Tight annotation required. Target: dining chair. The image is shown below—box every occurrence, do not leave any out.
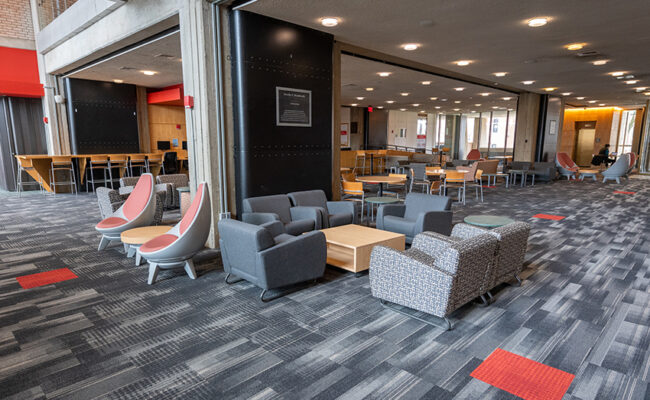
[147,153,164,175]
[441,170,467,204]
[342,180,365,222]
[108,154,129,187]
[384,173,408,199]
[409,164,429,193]
[86,155,111,192]
[353,151,366,175]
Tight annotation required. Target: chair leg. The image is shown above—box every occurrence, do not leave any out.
[147,263,160,285]
[184,259,197,280]
[514,274,522,286]
[123,243,129,253]
[126,246,136,258]
[135,252,142,266]
[379,299,453,330]
[225,273,243,284]
[98,236,110,251]
[479,294,490,307]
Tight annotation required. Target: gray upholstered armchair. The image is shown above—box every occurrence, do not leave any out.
[602,154,630,183]
[288,189,355,228]
[450,222,530,295]
[376,193,452,244]
[218,219,327,301]
[242,194,317,235]
[530,162,557,182]
[369,230,498,329]
[156,174,189,208]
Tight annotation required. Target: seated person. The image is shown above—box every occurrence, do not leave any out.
[592,144,613,166]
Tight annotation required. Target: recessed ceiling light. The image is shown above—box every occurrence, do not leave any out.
[420,110,425,113]
[588,100,597,103]
[365,87,374,91]
[561,92,572,96]
[351,103,358,106]
[378,72,391,77]
[455,60,471,66]
[470,110,476,113]
[493,72,508,77]
[402,43,419,51]
[479,92,491,96]
[453,108,460,111]
[634,87,648,92]
[492,106,499,109]
[320,17,339,27]
[527,17,548,27]
[113,79,123,84]
[543,87,557,91]
[474,103,482,106]
[565,43,586,51]
[502,97,512,100]
[141,70,157,75]
[400,92,409,96]
[377,106,384,109]
[610,71,625,76]
[521,80,535,85]
[386,100,395,104]
[644,92,650,96]
[399,108,407,111]
[454,87,465,91]
[412,103,420,107]
[435,106,441,109]
[441,98,447,101]
[454,100,461,104]
[356,97,364,100]
[576,97,585,100]
[429,97,438,100]
[624,80,638,85]
[421,81,432,85]
[599,103,606,106]
[592,60,609,66]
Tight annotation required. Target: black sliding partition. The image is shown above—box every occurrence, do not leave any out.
[230,10,333,216]
[64,78,139,154]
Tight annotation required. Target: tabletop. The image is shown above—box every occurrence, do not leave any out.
[120,226,172,245]
[464,215,514,228]
[364,196,401,204]
[356,175,406,184]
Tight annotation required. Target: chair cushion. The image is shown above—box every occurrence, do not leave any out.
[382,216,415,237]
[122,175,153,220]
[140,234,179,253]
[284,219,315,235]
[273,233,295,245]
[329,213,353,227]
[180,184,204,235]
[96,216,128,229]
[404,193,451,220]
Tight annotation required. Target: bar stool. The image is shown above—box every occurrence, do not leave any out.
[129,154,147,177]
[86,155,112,192]
[50,156,77,195]
[108,154,129,187]
[15,157,43,197]
[353,151,366,175]
[147,153,164,175]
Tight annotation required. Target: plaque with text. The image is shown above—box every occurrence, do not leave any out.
[276,87,312,127]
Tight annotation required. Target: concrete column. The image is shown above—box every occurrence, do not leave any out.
[514,92,541,162]
[178,0,222,247]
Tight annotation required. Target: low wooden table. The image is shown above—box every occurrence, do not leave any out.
[579,169,599,181]
[321,224,405,275]
[121,225,172,266]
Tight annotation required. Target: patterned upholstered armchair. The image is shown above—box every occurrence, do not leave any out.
[369,230,498,330]
[156,174,189,208]
[120,176,172,208]
[451,222,531,295]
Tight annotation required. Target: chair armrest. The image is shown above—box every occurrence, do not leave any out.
[260,220,286,237]
[110,201,125,213]
[118,186,134,196]
[257,231,327,288]
[376,204,405,230]
[242,212,280,225]
[326,201,355,217]
[289,206,322,228]
[415,211,453,236]
[451,223,488,240]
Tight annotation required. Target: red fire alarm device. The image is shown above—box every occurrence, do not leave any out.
[184,95,194,109]
[176,124,181,129]
[367,106,373,112]
[43,117,48,124]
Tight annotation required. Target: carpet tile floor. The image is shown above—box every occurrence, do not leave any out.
[0,178,648,399]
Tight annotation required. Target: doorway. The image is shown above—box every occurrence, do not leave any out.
[576,128,596,166]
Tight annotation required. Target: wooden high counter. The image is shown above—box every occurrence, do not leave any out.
[340,150,414,174]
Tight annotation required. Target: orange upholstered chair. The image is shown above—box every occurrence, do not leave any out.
[466,149,482,160]
[555,152,579,179]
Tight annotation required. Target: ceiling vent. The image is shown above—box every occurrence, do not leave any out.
[575,50,601,58]
[155,54,177,60]
[343,83,358,88]
[119,66,137,70]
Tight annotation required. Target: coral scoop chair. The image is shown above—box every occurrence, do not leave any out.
[95,173,156,250]
[466,149,481,161]
[555,152,579,179]
[138,182,211,284]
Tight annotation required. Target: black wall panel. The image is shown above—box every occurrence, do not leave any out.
[230,11,333,215]
[64,78,139,154]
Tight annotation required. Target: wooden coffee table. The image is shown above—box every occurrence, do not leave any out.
[320,224,405,275]
[121,225,172,266]
[579,169,599,181]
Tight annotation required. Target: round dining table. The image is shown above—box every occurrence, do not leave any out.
[356,175,406,197]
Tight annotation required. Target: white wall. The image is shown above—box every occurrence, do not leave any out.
[388,110,438,149]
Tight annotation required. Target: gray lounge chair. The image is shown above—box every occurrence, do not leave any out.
[242,194,317,235]
[218,219,327,301]
[376,193,452,244]
[602,154,630,183]
[288,189,355,228]
[529,162,557,183]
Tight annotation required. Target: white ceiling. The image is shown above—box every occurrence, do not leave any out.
[242,0,650,107]
[341,54,518,114]
[68,31,183,88]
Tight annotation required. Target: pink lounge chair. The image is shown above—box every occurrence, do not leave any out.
[95,173,157,250]
[138,182,211,284]
[466,149,481,161]
[626,152,637,176]
[555,152,579,179]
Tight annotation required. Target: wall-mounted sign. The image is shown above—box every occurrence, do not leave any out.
[276,87,312,127]
[549,120,557,135]
[341,123,349,146]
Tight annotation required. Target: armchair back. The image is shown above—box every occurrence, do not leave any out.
[243,194,292,223]
[403,193,451,220]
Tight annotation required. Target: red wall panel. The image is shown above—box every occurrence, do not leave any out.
[0,47,43,98]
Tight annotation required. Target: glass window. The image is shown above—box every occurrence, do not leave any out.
[479,112,490,153]
[490,111,508,156]
[616,110,636,155]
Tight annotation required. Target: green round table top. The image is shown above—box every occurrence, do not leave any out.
[464,215,514,227]
[177,186,190,193]
[365,196,401,204]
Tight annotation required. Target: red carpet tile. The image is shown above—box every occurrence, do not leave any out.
[613,190,635,195]
[533,214,566,221]
[482,185,497,189]
[16,268,78,289]
[471,348,575,400]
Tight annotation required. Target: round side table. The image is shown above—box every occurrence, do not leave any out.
[464,215,514,228]
[364,196,400,224]
[121,225,172,266]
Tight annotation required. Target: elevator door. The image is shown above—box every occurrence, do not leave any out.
[576,129,596,166]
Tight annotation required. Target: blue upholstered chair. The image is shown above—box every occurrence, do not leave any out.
[218,219,327,301]
[602,154,630,183]
[288,189,355,228]
[376,193,452,244]
[242,194,317,235]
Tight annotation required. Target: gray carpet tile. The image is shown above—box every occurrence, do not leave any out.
[0,178,648,399]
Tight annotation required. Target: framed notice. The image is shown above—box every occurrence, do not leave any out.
[340,123,349,146]
[276,87,312,127]
[549,120,557,135]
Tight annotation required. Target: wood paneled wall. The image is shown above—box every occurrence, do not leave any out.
[148,104,187,153]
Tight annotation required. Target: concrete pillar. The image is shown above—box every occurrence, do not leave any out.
[514,92,541,162]
[178,0,223,247]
